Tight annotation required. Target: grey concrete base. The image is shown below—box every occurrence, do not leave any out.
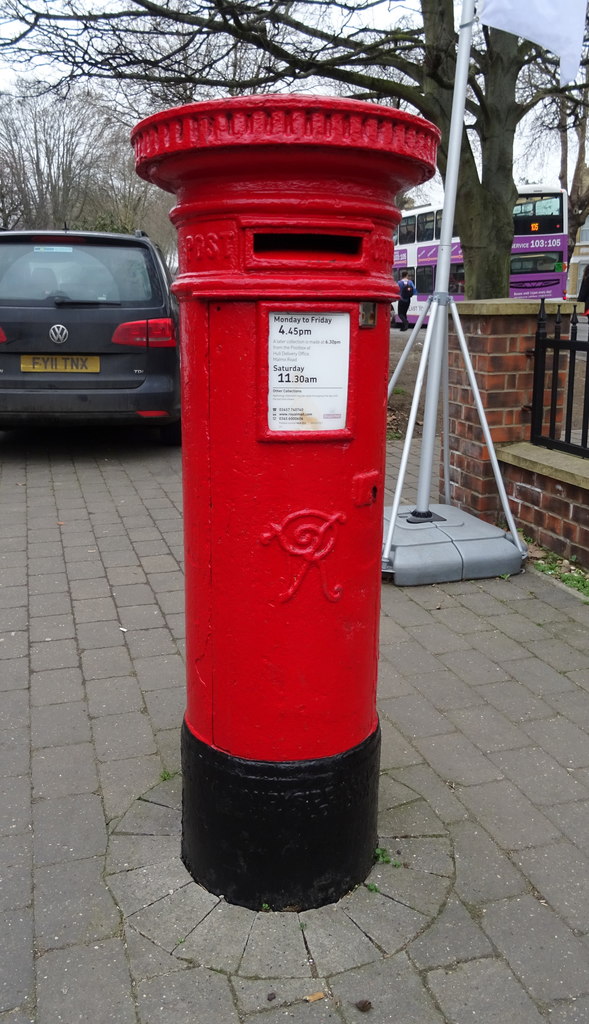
[106,775,454,985]
[382,504,526,586]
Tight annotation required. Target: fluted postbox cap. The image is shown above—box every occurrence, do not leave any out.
[132,94,440,194]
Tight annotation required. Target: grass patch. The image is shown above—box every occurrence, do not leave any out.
[533,553,589,598]
[524,534,589,599]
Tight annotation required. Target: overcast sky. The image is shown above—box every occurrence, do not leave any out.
[0,0,565,204]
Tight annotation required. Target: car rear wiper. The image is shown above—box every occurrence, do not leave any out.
[53,295,122,306]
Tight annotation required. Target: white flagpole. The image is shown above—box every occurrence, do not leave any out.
[412,0,476,514]
[383,0,527,568]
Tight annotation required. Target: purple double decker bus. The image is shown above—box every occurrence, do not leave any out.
[393,185,568,323]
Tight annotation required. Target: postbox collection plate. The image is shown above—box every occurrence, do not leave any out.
[267,310,350,433]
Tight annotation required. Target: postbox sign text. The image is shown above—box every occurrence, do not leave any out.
[268,311,350,432]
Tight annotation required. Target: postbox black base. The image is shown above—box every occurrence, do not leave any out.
[181,721,381,912]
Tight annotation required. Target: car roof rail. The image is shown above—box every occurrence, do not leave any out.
[134,229,148,237]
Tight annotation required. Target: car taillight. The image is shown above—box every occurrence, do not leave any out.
[147,318,176,347]
[111,319,176,348]
[0,327,7,343]
[112,321,148,347]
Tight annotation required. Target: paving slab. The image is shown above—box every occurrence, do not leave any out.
[514,840,589,933]
[447,704,529,752]
[5,431,589,1022]
[0,908,34,1014]
[31,700,91,749]
[407,895,493,968]
[36,939,136,1024]
[408,666,485,710]
[450,820,526,905]
[476,679,555,722]
[379,693,451,738]
[0,834,32,913]
[33,792,107,865]
[481,894,589,1003]
[238,911,313,978]
[456,778,561,849]
[0,774,30,836]
[414,732,504,786]
[489,746,589,804]
[128,882,220,953]
[0,727,29,777]
[232,977,329,1017]
[377,797,449,837]
[99,754,164,822]
[547,997,589,1023]
[331,953,444,1024]
[125,927,190,984]
[523,716,589,769]
[240,998,343,1023]
[136,966,239,1024]
[108,857,194,916]
[29,667,84,706]
[35,856,120,951]
[543,798,589,848]
[178,900,255,972]
[341,886,428,954]
[391,763,469,823]
[427,958,544,1023]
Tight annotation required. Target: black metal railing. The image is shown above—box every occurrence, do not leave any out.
[531,299,589,458]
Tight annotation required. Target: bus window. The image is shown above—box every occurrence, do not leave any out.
[416,266,434,294]
[417,211,435,242]
[434,209,459,240]
[513,193,563,235]
[510,252,563,275]
[398,216,416,245]
[394,266,415,282]
[449,264,465,294]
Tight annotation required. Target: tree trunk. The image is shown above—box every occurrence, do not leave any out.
[558,95,568,191]
[567,79,589,263]
[420,9,521,298]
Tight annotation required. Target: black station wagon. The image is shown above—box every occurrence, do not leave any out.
[0,230,181,443]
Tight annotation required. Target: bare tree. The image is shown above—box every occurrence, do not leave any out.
[568,120,589,262]
[553,74,589,262]
[515,57,589,265]
[0,87,176,260]
[0,149,22,230]
[87,136,177,259]
[0,88,111,228]
[1,0,586,296]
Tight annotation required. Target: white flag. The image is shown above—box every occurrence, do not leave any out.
[478,0,587,85]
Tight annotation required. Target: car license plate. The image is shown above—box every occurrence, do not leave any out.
[20,355,100,373]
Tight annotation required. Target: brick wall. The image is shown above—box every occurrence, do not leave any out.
[443,299,589,569]
[498,450,589,568]
[444,301,539,516]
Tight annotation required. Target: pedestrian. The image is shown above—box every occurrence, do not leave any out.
[396,271,415,330]
[577,265,589,314]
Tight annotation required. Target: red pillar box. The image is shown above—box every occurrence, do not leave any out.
[132,96,438,911]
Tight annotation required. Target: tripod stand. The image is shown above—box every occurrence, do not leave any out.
[381,291,527,581]
[381,0,527,584]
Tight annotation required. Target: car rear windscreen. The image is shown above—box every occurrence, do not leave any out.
[0,240,163,307]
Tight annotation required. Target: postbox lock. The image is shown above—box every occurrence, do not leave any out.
[359,302,377,328]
